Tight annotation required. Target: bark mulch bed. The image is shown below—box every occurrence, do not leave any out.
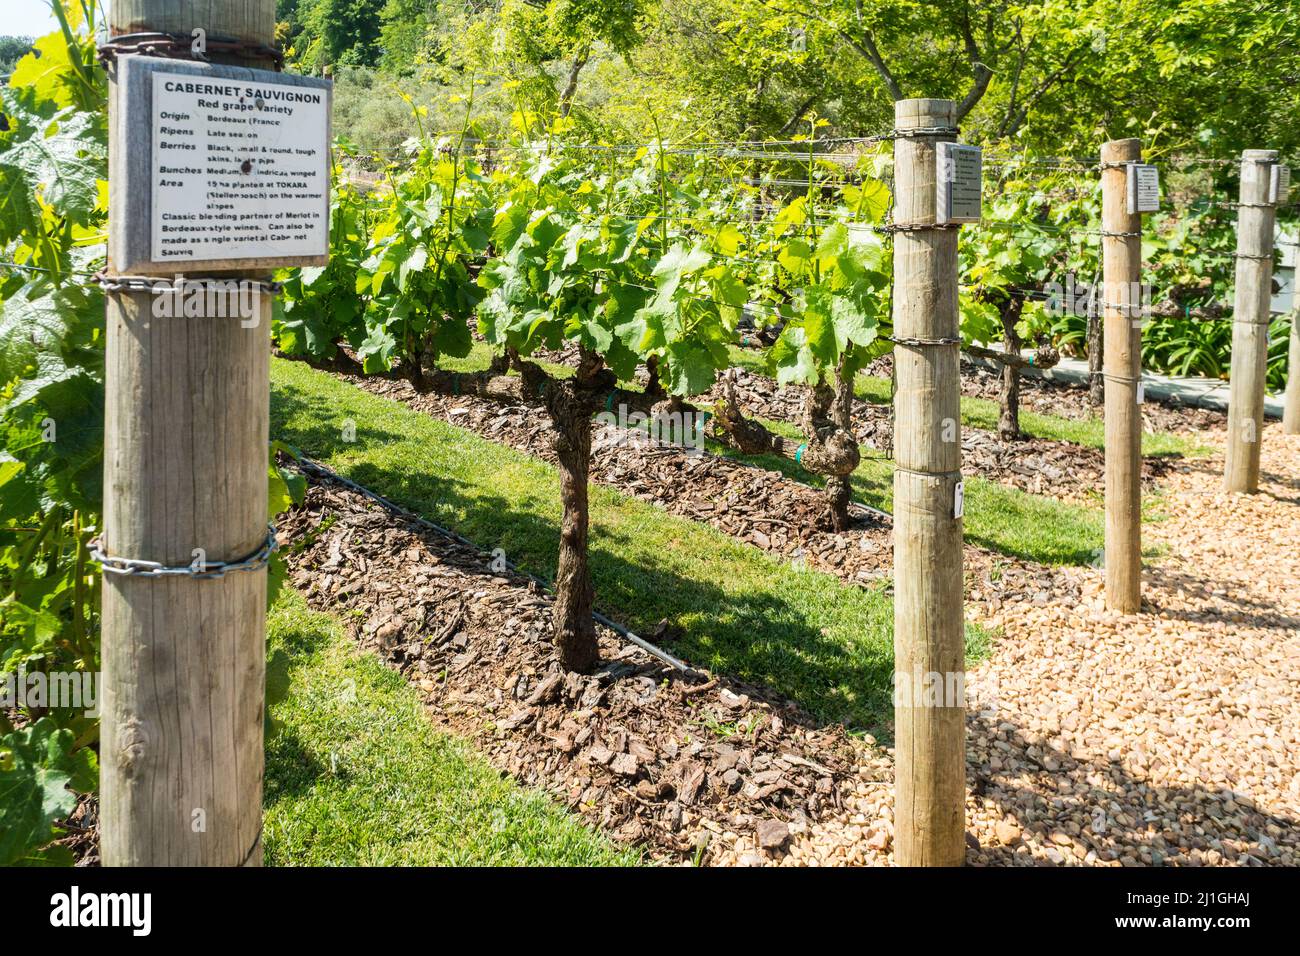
[58,794,99,866]
[534,344,1190,501]
[863,352,1228,435]
[281,477,884,863]
[703,366,1182,502]
[307,359,1082,610]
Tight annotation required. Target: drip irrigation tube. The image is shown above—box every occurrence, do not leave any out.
[291,455,704,680]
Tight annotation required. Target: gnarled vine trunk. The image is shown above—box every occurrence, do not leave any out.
[804,371,860,532]
[644,353,666,400]
[1086,308,1104,406]
[552,405,597,672]
[523,348,614,673]
[998,299,1024,442]
[713,368,859,531]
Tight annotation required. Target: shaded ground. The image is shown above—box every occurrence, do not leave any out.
[271,360,1300,866]
[279,477,875,863]
[307,357,1103,589]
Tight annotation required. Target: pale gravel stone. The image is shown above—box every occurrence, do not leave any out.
[712,426,1300,867]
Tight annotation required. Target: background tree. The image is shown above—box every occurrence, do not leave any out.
[279,0,388,72]
[0,37,35,76]
[477,0,650,121]
[376,0,448,74]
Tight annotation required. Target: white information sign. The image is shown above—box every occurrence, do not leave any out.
[1126,163,1161,214]
[151,72,329,263]
[1271,164,1290,204]
[936,143,982,224]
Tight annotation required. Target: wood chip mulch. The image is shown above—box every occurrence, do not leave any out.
[279,477,886,864]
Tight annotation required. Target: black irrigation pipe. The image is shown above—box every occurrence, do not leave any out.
[290,453,705,680]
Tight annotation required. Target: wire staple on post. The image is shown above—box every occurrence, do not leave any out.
[877,222,963,234]
[890,335,962,347]
[888,126,961,139]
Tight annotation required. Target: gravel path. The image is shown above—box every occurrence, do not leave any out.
[718,426,1300,866]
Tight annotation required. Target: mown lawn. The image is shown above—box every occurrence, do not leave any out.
[271,358,989,731]
[731,416,1104,566]
[436,341,1107,564]
[263,589,636,866]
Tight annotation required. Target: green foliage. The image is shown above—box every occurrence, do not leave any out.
[285,0,388,71]
[0,37,35,77]
[0,0,105,869]
[960,159,1099,350]
[274,148,375,360]
[0,717,98,866]
[279,110,895,396]
[475,129,747,390]
[302,0,1300,160]
[353,101,492,375]
[0,1,313,866]
[373,0,450,74]
[758,138,892,385]
[959,157,1294,390]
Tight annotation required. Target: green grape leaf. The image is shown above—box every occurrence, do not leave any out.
[357,323,397,373]
[0,718,98,866]
[664,339,717,396]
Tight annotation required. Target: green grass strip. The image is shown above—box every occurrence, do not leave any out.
[730,416,1105,567]
[263,589,635,866]
[271,357,989,731]
[441,341,1104,563]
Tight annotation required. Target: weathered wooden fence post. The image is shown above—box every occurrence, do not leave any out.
[1286,309,1300,434]
[1100,139,1144,614]
[892,98,965,867]
[100,0,325,865]
[1224,150,1279,490]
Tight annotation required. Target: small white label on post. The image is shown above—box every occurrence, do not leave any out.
[151,71,330,263]
[1271,164,1291,204]
[1127,164,1161,213]
[1137,381,1145,405]
[936,143,982,224]
[953,479,965,519]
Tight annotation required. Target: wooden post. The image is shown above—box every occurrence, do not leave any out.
[101,0,277,866]
[1100,139,1143,614]
[1225,150,1278,490]
[1285,308,1300,434]
[892,98,965,867]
